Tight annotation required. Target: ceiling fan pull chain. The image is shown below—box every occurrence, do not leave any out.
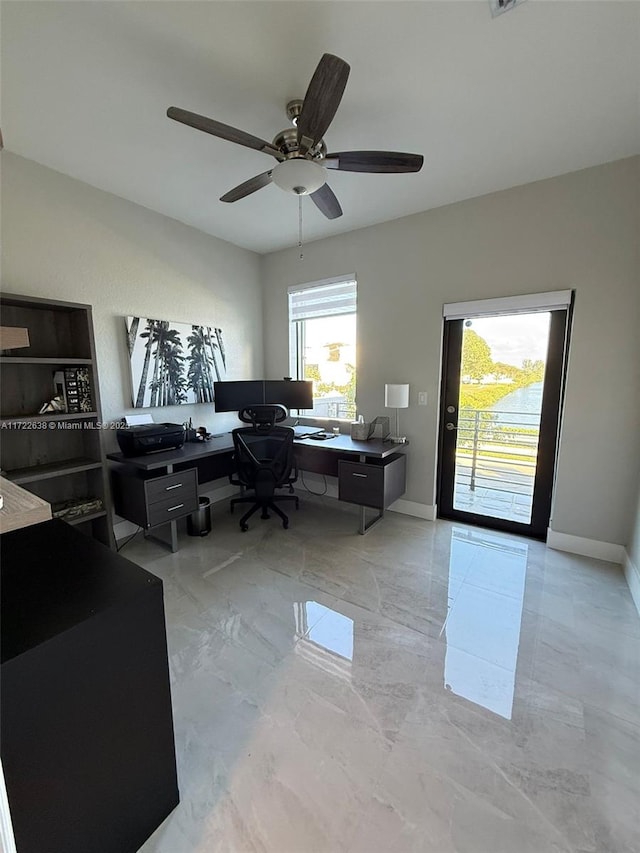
[298,195,304,260]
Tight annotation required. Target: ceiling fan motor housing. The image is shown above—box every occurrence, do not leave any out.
[272,127,327,160]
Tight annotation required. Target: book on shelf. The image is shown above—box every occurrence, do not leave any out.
[53,367,93,413]
[51,496,103,520]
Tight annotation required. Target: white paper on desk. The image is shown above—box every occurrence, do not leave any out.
[124,414,154,426]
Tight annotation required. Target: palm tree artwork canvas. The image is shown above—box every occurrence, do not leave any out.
[125,317,227,408]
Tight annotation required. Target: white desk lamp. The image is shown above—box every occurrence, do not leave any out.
[384,383,409,444]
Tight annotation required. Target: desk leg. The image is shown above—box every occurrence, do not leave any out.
[144,523,179,553]
[356,453,384,535]
[359,505,384,535]
[142,464,179,553]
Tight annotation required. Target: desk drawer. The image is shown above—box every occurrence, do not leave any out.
[339,462,384,508]
[338,454,406,509]
[147,492,198,528]
[145,469,197,505]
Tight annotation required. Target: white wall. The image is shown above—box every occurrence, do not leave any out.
[261,157,640,548]
[1,153,263,442]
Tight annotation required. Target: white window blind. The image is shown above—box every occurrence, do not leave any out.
[289,277,357,322]
[443,290,573,320]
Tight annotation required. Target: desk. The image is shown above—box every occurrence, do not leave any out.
[0,476,51,534]
[108,433,406,549]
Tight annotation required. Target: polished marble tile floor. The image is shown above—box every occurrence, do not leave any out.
[130,494,640,853]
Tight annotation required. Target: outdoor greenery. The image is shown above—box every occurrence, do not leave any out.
[304,362,356,418]
[301,327,544,425]
[460,330,493,382]
[457,329,545,451]
[459,329,545,410]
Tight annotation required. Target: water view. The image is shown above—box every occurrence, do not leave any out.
[489,381,543,426]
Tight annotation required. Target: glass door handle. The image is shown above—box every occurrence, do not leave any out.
[445,422,457,431]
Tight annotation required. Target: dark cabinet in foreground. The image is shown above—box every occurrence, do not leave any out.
[1,519,179,853]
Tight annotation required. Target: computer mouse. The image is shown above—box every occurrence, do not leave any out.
[308,433,328,440]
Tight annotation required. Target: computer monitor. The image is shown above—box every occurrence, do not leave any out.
[264,380,313,411]
[214,379,313,413]
[213,380,265,413]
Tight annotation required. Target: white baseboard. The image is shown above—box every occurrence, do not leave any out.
[112,473,436,541]
[546,528,625,564]
[296,472,436,522]
[623,550,640,616]
[389,499,436,521]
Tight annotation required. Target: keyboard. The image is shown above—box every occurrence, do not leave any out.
[291,425,324,439]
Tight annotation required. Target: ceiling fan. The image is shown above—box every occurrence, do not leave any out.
[167,54,423,220]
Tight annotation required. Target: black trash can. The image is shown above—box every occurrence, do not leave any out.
[187,496,212,537]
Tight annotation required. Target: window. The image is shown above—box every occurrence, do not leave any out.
[288,276,357,420]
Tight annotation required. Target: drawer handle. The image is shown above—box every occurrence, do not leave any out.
[167,503,185,512]
[165,483,182,490]
[352,473,368,478]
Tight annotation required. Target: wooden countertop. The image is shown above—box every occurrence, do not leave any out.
[0,477,51,535]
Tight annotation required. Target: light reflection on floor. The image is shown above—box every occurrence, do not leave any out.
[129,493,640,853]
[443,528,528,719]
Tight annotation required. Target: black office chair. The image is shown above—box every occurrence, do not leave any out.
[229,404,299,531]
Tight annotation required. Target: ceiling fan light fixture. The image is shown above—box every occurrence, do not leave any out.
[272,158,325,195]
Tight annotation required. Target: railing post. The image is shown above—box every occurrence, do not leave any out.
[470,409,480,492]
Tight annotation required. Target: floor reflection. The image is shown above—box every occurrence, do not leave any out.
[443,527,528,719]
[294,600,354,677]
[133,496,640,853]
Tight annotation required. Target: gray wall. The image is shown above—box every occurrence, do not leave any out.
[1,153,263,441]
[261,157,640,547]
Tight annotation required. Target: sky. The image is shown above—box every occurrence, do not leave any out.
[465,312,551,367]
[301,311,550,373]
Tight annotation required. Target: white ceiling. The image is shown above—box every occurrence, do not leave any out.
[2,1,639,254]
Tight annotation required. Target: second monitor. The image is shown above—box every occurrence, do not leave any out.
[214,380,313,413]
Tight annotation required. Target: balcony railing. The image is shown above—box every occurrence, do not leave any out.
[453,408,540,521]
[311,394,356,421]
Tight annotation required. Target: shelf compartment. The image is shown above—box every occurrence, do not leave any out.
[1,362,96,422]
[5,459,103,485]
[14,466,105,519]
[66,510,107,525]
[0,299,92,359]
[1,419,103,475]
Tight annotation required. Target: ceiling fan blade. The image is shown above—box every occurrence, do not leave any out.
[324,151,424,173]
[167,107,283,160]
[310,183,343,220]
[297,54,350,152]
[220,171,273,203]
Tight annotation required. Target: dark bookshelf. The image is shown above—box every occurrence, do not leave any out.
[0,294,114,548]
